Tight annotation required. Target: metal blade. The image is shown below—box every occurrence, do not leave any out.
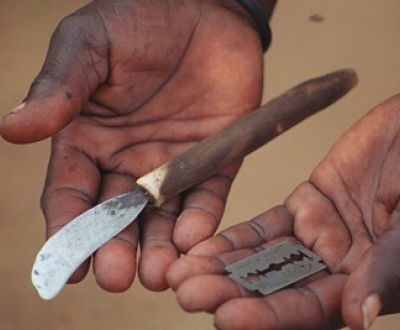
[31,189,149,300]
[225,242,326,295]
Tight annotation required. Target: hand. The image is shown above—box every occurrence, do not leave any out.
[167,93,400,329]
[0,0,267,293]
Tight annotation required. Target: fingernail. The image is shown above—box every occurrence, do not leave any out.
[1,103,26,125]
[9,103,26,115]
[362,294,382,330]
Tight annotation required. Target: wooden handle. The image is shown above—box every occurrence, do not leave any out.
[137,69,358,206]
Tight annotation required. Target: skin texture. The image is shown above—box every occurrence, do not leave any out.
[0,0,266,292]
[167,94,400,329]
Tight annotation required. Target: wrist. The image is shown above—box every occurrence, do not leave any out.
[217,0,277,21]
[236,0,273,51]
[216,0,277,51]
[250,0,277,21]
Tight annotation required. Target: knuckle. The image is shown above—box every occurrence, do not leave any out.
[54,14,83,37]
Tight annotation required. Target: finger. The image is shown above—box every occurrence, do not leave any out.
[0,14,107,143]
[41,140,100,283]
[167,255,226,291]
[342,212,400,330]
[174,248,259,311]
[214,274,347,330]
[169,204,293,291]
[138,197,181,291]
[173,163,241,253]
[285,182,352,271]
[169,237,295,298]
[167,245,260,291]
[188,205,293,256]
[177,274,256,313]
[93,172,138,293]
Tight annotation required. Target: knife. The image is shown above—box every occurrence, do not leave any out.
[31,69,357,300]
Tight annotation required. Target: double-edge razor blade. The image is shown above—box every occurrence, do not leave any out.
[225,242,326,295]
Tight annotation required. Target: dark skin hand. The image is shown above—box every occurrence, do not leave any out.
[167,94,400,329]
[0,0,265,292]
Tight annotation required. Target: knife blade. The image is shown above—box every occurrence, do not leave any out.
[31,69,358,299]
[32,190,149,300]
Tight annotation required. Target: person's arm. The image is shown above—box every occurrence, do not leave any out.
[219,0,277,51]
[0,0,277,293]
[167,93,400,330]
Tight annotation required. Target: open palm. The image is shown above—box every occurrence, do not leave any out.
[168,94,400,330]
[0,0,265,293]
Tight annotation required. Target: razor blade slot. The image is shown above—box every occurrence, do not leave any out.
[225,242,326,295]
[242,251,311,284]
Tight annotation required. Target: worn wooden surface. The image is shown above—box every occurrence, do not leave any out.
[138,70,357,205]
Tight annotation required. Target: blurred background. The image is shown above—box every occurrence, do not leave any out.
[1,0,399,329]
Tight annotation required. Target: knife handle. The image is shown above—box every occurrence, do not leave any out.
[137,69,357,206]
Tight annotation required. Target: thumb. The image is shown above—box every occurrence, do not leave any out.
[0,16,107,144]
[342,215,400,330]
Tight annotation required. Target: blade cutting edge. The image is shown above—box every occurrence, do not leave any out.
[31,189,149,300]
